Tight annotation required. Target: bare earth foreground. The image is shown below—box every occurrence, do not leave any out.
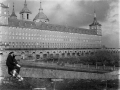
[0,77,119,90]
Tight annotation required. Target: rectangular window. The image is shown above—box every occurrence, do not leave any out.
[27,14,29,19]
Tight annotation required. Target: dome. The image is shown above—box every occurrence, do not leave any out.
[33,1,49,23]
[33,12,49,21]
[19,7,32,14]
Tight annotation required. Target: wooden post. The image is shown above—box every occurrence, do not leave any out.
[95,63,97,69]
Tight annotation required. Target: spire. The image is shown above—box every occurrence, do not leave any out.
[90,9,99,26]
[13,2,15,13]
[24,0,27,7]
[10,2,17,18]
[94,9,96,18]
[93,9,97,24]
[39,0,43,12]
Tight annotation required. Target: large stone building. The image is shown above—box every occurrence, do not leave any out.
[0,1,102,58]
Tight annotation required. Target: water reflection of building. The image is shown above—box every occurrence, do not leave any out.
[0,1,102,58]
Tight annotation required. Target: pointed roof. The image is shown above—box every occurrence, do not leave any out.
[89,10,101,26]
[10,2,17,18]
[0,3,9,8]
[33,1,49,21]
[19,0,32,14]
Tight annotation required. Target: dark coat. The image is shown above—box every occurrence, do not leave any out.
[6,55,18,69]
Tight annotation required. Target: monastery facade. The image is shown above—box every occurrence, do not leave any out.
[0,1,102,58]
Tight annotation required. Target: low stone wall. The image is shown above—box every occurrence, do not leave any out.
[0,64,119,80]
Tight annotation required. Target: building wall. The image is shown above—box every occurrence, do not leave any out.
[0,26,101,49]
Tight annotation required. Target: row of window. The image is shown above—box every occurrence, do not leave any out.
[7,45,100,48]
[1,35,100,41]
[0,31,94,38]
[1,36,101,43]
[3,42,101,48]
[0,27,100,38]
[0,33,101,42]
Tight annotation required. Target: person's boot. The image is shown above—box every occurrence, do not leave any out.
[16,74,23,81]
[19,77,23,81]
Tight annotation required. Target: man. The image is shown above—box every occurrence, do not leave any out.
[6,52,23,81]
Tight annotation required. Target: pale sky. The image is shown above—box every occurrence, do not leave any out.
[1,0,120,48]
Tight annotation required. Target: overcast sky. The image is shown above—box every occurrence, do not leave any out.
[1,0,119,48]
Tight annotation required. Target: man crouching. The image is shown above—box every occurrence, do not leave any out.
[6,52,23,81]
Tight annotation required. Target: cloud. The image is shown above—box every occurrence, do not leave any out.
[44,0,82,26]
[101,0,119,48]
[102,33,119,48]
[48,0,111,27]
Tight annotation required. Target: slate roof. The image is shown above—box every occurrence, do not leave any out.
[33,11,49,21]
[6,18,97,36]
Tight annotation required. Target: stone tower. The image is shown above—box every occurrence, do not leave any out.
[0,3,9,25]
[19,0,32,20]
[89,10,102,36]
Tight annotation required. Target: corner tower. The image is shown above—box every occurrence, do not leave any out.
[89,10,102,36]
[0,3,9,25]
[33,1,49,23]
[10,2,17,19]
[19,0,32,20]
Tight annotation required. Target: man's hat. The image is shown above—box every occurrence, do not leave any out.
[9,52,14,55]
